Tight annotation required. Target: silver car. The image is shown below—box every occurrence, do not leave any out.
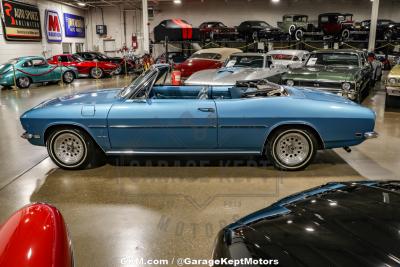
[184,53,286,86]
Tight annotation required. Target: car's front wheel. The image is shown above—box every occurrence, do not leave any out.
[16,76,31,89]
[267,127,317,171]
[47,127,98,170]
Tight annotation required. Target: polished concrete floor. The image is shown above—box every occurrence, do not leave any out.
[0,76,399,267]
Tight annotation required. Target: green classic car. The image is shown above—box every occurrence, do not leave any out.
[281,49,373,103]
[277,14,311,36]
[0,56,78,89]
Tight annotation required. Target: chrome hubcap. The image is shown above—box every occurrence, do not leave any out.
[115,66,122,74]
[53,133,84,165]
[275,132,310,166]
[19,77,29,87]
[64,72,73,82]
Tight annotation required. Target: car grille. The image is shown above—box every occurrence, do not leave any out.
[293,81,342,89]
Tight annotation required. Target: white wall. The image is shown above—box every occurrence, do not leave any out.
[0,0,86,62]
[85,0,400,56]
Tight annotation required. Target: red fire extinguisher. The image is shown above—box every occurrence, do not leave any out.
[131,34,138,50]
[171,70,181,85]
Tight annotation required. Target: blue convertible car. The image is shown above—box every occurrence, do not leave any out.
[20,64,377,171]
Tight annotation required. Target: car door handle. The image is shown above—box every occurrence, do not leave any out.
[198,107,215,112]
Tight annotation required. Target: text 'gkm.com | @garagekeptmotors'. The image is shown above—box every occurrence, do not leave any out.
[120,257,279,266]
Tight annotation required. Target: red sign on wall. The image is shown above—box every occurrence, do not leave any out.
[1,0,42,41]
[45,9,62,43]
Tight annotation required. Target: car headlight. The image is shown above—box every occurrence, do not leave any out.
[342,82,351,91]
[286,80,294,86]
[389,78,397,85]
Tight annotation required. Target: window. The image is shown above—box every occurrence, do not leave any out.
[306,53,359,67]
[284,17,293,22]
[22,60,33,67]
[32,59,47,67]
[58,56,70,62]
[75,43,84,53]
[225,55,264,68]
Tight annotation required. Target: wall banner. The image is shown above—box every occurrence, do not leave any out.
[63,13,85,38]
[45,9,62,43]
[1,0,42,41]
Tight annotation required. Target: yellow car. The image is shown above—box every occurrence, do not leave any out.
[386,64,400,107]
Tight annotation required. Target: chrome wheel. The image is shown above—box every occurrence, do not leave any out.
[91,67,103,79]
[63,71,74,83]
[17,77,30,88]
[275,132,310,167]
[53,132,86,166]
[114,65,122,75]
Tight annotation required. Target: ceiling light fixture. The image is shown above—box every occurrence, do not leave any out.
[77,2,86,6]
[173,0,182,4]
[271,0,280,3]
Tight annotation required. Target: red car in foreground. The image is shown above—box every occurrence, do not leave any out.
[0,203,73,267]
[174,47,242,81]
[48,54,119,79]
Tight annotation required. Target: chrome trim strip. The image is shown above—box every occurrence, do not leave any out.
[106,150,260,155]
[298,86,342,92]
[219,125,268,129]
[88,125,107,128]
[109,125,217,129]
[364,131,378,139]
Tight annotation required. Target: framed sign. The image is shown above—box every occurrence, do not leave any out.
[1,0,41,41]
[45,9,62,43]
[63,13,85,38]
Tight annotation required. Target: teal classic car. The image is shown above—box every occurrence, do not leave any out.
[281,50,373,103]
[0,56,78,89]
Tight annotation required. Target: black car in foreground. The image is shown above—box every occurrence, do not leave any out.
[214,181,400,267]
[237,20,287,41]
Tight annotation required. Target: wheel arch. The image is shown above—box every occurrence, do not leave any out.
[43,122,105,153]
[262,122,325,154]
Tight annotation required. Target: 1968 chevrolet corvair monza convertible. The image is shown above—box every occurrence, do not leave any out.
[20,64,378,171]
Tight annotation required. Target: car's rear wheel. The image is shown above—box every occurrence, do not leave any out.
[267,127,317,171]
[62,71,75,84]
[114,65,122,75]
[16,77,31,89]
[341,29,350,40]
[90,67,104,79]
[47,128,98,170]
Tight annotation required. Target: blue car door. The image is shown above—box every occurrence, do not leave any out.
[107,90,218,150]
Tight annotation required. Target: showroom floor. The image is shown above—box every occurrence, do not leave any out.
[0,76,399,267]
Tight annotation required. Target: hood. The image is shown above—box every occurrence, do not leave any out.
[185,67,282,85]
[224,181,400,266]
[290,87,356,104]
[178,58,222,77]
[389,64,400,77]
[0,63,12,75]
[285,65,360,82]
[37,89,121,108]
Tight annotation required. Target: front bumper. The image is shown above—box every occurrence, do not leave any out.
[386,86,400,97]
[21,132,40,140]
[364,131,379,139]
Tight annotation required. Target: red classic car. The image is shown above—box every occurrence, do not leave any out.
[174,47,242,80]
[0,203,73,267]
[199,21,238,41]
[48,54,119,79]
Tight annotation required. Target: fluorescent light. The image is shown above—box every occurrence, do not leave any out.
[173,0,182,4]
[272,0,280,3]
[77,2,86,6]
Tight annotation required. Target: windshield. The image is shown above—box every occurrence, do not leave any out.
[118,69,153,98]
[224,55,264,68]
[95,53,109,60]
[2,58,19,66]
[190,53,221,60]
[294,16,307,22]
[306,53,359,67]
[71,55,84,62]
[255,21,271,27]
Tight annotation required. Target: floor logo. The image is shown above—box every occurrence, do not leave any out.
[45,10,62,43]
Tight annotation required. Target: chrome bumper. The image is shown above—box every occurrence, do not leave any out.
[386,86,400,97]
[364,131,378,139]
[21,132,40,140]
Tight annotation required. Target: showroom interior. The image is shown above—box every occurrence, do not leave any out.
[1,0,400,266]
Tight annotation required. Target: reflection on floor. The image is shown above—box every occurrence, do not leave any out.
[0,77,399,267]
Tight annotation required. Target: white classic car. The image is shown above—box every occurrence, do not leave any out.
[267,49,309,68]
[184,52,286,86]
